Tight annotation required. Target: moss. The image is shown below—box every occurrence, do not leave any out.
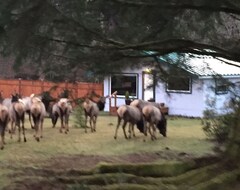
[94,161,197,177]
[68,184,162,190]
[190,169,240,190]
[161,163,220,186]
[4,160,240,190]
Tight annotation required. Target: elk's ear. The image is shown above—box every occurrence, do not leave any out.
[112,91,117,96]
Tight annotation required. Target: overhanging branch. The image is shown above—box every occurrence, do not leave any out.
[112,0,240,15]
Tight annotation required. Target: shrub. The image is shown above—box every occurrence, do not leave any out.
[202,95,239,144]
[202,97,228,143]
[72,99,86,128]
[202,113,232,144]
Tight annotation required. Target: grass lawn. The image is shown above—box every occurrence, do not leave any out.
[0,114,214,162]
[0,113,216,188]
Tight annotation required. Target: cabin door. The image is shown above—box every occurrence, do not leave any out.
[143,72,154,101]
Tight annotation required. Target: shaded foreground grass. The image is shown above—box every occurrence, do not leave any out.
[4,156,240,190]
[0,114,221,189]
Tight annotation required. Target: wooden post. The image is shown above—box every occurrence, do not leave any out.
[18,78,22,95]
[74,81,78,100]
[65,80,68,90]
[114,94,117,107]
[109,96,112,115]
[153,70,156,102]
[41,79,44,93]
[109,92,118,115]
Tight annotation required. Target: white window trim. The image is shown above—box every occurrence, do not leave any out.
[166,77,192,94]
[110,73,138,98]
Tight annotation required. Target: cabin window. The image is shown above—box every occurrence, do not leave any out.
[110,74,138,98]
[166,76,191,93]
[215,79,228,94]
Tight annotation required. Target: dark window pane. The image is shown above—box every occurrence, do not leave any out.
[111,74,137,97]
[215,79,228,94]
[167,77,191,92]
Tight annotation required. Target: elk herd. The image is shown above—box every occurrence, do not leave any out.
[114,99,167,142]
[0,93,72,149]
[0,91,167,150]
[83,94,167,142]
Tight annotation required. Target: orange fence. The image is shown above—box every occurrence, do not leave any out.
[0,79,103,101]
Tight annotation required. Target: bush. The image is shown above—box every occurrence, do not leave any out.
[202,97,227,143]
[202,113,232,144]
[201,95,239,144]
[72,99,86,128]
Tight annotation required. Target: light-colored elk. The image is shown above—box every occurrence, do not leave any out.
[51,98,72,134]
[30,96,46,141]
[82,91,116,133]
[130,99,167,140]
[21,95,34,129]
[2,93,19,133]
[8,95,26,142]
[83,97,107,133]
[114,105,144,139]
[130,99,162,110]
[142,104,166,141]
[0,104,9,149]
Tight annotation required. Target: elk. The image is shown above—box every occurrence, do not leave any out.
[51,98,72,134]
[114,105,144,139]
[142,104,167,141]
[30,96,46,141]
[82,91,116,133]
[0,104,9,149]
[82,96,107,133]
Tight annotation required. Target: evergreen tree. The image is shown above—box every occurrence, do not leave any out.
[1,0,240,78]
[1,0,240,187]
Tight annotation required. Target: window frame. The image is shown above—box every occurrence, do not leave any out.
[215,79,229,95]
[166,76,192,94]
[110,73,138,98]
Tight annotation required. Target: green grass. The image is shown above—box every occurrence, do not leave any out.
[0,114,216,189]
[0,114,213,162]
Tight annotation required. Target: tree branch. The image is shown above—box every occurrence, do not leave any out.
[47,1,125,47]
[33,34,240,65]
[112,0,240,15]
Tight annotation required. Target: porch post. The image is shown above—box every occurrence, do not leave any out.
[153,70,156,102]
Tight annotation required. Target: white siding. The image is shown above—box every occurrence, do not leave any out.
[202,78,239,115]
[155,80,204,117]
[103,68,240,117]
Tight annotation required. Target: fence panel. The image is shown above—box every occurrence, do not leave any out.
[0,79,103,101]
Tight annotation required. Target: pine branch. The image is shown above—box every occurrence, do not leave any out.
[46,1,125,47]
[112,0,240,15]
[33,33,240,64]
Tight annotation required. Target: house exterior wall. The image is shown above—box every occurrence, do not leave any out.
[103,68,240,117]
[202,78,240,115]
[156,77,240,117]
[155,79,205,117]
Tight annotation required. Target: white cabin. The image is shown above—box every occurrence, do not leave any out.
[103,56,240,117]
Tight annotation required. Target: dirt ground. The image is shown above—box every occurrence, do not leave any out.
[45,149,195,170]
[5,150,203,190]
